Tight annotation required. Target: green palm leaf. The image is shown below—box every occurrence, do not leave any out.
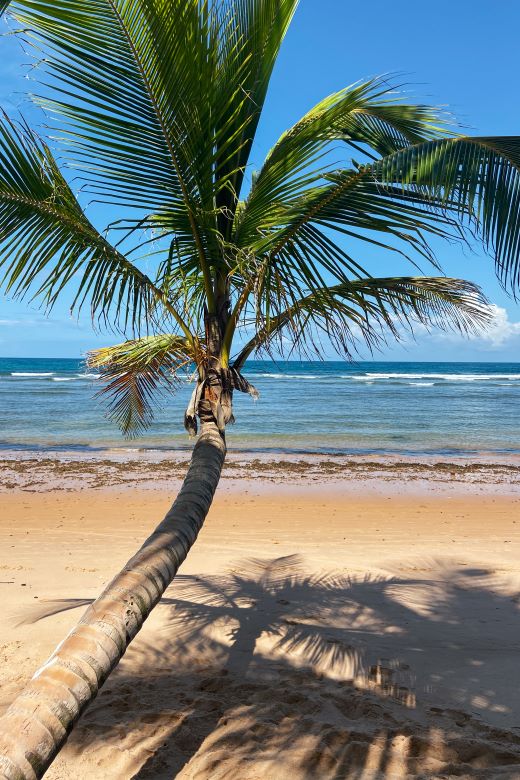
[234,276,491,367]
[373,137,520,288]
[6,1,200,207]
[87,334,195,435]
[213,0,299,240]
[0,113,189,332]
[4,1,299,285]
[235,77,450,247]
[234,135,520,333]
[4,0,220,301]
[1,0,518,434]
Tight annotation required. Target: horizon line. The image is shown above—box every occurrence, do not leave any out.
[1,356,520,365]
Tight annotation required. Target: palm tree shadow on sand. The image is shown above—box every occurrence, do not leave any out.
[20,555,520,779]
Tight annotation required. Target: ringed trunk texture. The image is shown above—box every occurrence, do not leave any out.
[0,418,226,780]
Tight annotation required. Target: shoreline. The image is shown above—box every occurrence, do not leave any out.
[2,439,520,461]
[1,449,520,494]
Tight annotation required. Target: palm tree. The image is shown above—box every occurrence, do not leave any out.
[1,0,520,776]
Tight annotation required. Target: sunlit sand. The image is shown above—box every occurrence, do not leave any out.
[2,478,520,778]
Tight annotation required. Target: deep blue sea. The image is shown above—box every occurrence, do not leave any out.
[0,358,519,457]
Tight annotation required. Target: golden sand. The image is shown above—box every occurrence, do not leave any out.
[1,482,520,778]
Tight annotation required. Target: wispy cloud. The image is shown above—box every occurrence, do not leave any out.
[365,303,520,357]
[431,304,520,349]
[0,316,56,327]
[470,304,520,348]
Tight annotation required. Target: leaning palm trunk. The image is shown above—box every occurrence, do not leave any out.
[2,0,520,776]
[0,412,225,780]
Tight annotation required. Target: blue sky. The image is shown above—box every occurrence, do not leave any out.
[1,1,520,361]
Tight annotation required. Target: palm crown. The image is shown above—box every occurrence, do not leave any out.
[4,4,520,773]
[2,0,520,435]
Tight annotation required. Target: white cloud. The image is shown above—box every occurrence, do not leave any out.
[472,304,520,348]
[382,303,520,355]
[0,317,55,327]
[419,304,520,351]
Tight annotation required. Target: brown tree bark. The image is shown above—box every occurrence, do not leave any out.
[0,417,226,780]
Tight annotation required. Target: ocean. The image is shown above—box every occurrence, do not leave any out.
[0,358,519,458]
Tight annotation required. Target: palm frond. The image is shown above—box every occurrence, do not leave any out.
[372,136,520,289]
[233,276,491,367]
[234,135,520,329]
[1,2,514,440]
[249,165,456,264]
[232,169,456,334]
[235,77,450,247]
[5,1,195,205]
[0,113,194,333]
[212,0,299,240]
[87,334,196,436]
[4,0,302,310]
[5,0,218,283]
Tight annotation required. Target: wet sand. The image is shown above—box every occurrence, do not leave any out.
[1,450,520,493]
[1,475,520,778]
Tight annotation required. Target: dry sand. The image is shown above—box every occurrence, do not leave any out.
[1,476,520,779]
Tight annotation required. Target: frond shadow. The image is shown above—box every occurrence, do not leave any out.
[22,555,520,779]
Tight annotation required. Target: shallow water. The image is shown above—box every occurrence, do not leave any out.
[0,358,519,457]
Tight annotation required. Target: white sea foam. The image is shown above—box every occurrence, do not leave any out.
[250,373,319,379]
[11,372,54,377]
[76,373,99,379]
[410,382,434,386]
[52,377,74,382]
[363,372,520,381]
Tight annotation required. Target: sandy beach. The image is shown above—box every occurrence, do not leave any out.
[1,464,520,779]
[2,0,520,770]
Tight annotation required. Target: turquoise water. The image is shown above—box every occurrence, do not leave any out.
[0,358,519,456]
